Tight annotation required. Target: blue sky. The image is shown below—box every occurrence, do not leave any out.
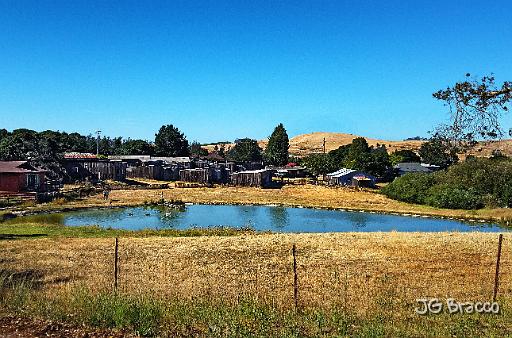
[1,1,511,143]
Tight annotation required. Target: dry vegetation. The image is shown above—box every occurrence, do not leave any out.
[1,233,512,332]
[203,131,512,158]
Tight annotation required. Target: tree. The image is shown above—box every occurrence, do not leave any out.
[264,123,289,166]
[227,138,262,162]
[154,125,189,157]
[189,141,208,157]
[433,74,511,149]
[419,136,459,168]
[326,138,392,178]
[389,150,421,165]
[301,153,336,177]
[120,139,154,155]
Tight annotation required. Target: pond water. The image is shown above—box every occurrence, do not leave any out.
[7,204,509,232]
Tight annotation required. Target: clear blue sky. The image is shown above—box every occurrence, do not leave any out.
[1,1,511,143]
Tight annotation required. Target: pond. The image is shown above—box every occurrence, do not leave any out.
[6,204,509,232]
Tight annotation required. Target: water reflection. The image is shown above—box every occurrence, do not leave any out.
[3,204,507,233]
[345,212,370,229]
[268,207,289,229]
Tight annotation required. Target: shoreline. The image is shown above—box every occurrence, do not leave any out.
[2,185,512,225]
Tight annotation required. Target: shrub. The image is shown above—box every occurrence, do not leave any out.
[381,173,436,204]
[425,185,483,210]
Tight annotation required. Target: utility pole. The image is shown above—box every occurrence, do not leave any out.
[96,130,102,156]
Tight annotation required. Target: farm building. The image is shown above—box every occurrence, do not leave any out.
[231,169,274,188]
[326,168,376,187]
[273,166,307,178]
[394,162,433,176]
[63,154,126,182]
[179,168,211,184]
[0,161,48,193]
[108,155,151,167]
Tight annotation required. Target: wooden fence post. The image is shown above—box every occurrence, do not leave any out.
[292,244,298,310]
[493,234,504,302]
[114,237,119,292]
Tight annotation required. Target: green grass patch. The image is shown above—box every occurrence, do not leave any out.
[0,222,255,240]
[1,271,512,337]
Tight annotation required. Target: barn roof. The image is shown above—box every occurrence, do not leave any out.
[327,168,356,177]
[394,162,432,173]
[0,161,47,173]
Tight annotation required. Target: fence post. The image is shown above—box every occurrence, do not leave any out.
[493,234,504,302]
[114,237,119,292]
[292,244,298,310]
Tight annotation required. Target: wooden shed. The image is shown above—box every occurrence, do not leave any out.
[231,169,273,188]
[179,168,211,184]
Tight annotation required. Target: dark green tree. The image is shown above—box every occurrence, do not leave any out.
[389,149,421,165]
[419,136,459,168]
[227,138,262,163]
[264,123,289,166]
[301,153,336,177]
[154,125,190,157]
[120,139,154,155]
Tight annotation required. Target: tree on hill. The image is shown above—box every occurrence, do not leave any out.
[389,150,421,165]
[227,138,262,163]
[264,123,289,166]
[154,125,190,157]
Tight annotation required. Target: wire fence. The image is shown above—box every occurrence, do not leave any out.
[1,233,510,315]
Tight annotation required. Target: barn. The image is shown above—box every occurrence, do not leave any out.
[326,168,376,187]
[0,161,48,193]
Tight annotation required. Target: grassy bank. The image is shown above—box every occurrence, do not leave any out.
[5,185,512,222]
[0,222,254,239]
[1,277,511,337]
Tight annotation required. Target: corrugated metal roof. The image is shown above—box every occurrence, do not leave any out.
[327,168,356,177]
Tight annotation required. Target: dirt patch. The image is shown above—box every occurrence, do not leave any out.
[0,315,134,338]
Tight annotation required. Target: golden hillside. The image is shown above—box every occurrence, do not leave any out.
[203,132,512,157]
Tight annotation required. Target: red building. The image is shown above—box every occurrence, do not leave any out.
[0,161,47,193]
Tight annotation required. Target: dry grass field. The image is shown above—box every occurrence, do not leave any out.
[1,232,511,312]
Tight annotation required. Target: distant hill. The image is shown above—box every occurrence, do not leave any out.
[202,131,512,158]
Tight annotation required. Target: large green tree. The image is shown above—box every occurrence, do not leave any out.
[301,153,336,177]
[264,123,289,166]
[120,139,154,155]
[227,138,262,163]
[419,136,459,168]
[389,150,421,165]
[154,125,190,157]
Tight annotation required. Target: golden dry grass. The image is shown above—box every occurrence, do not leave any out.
[1,232,511,316]
[202,131,512,158]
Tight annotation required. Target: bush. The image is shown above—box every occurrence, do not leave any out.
[425,185,483,210]
[383,158,512,209]
[381,173,436,204]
